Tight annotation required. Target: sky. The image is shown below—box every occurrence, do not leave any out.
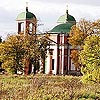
[0,0,100,40]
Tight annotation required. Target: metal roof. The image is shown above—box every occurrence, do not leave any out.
[16,11,36,21]
[50,23,73,33]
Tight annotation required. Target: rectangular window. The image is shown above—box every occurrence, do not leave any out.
[52,59,54,70]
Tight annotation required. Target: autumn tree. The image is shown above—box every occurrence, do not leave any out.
[38,34,50,73]
[70,50,80,70]
[22,34,40,74]
[22,33,49,74]
[0,35,25,74]
[68,19,100,69]
[0,34,49,74]
[80,35,100,83]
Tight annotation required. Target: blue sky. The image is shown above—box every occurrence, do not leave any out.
[0,0,100,40]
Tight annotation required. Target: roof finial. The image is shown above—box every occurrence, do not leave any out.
[26,2,28,12]
[66,1,68,22]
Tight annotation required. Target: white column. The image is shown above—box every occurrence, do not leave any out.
[52,45,58,75]
[45,50,51,74]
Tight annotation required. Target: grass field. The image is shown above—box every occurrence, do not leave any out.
[0,74,100,100]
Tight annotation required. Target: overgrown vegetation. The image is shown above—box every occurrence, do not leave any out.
[0,75,100,100]
[68,19,100,83]
[80,35,100,84]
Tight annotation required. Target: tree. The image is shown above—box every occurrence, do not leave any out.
[0,34,49,74]
[0,35,25,74]
[68,19,100,69]
[22,34,40,74]
[0,36,2,43]
[22,34,49,74]
[0,36,2,67]
[70,50,80,70]
[80,35,100,83]
[38,34,50,73]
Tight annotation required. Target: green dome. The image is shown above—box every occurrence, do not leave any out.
[57,14,76,23]
[50,23,73,33]
[16,11,36,20]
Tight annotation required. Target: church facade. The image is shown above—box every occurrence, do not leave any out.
[16,3,79,75]
[44,10,78,75]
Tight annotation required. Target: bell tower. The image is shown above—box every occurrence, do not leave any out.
[16,2,37,35]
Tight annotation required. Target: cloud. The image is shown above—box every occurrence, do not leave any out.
[69,0,100,6]
[0,0,100,40]
[0,7,17,39]
[30,0,100,6]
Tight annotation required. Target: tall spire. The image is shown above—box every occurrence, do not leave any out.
[26,2,28,12]
[66,1,68,22]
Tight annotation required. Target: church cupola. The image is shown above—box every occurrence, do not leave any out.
[16,2,37,35]
[57,3,76,25]
[50,3,76,33]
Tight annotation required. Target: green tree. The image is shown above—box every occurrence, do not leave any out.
[80,35,100,83]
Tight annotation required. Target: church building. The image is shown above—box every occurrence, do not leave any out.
[16,3,79,75]
[45,7,77,75]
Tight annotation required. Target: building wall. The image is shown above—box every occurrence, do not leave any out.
[45,33,76,75]
[45,34,58,74]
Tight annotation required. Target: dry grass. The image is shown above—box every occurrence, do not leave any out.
[0,74,100,100]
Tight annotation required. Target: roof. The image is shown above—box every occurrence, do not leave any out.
[16,11,36,21]
[50,23,73,33]
[57,14,76,23]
